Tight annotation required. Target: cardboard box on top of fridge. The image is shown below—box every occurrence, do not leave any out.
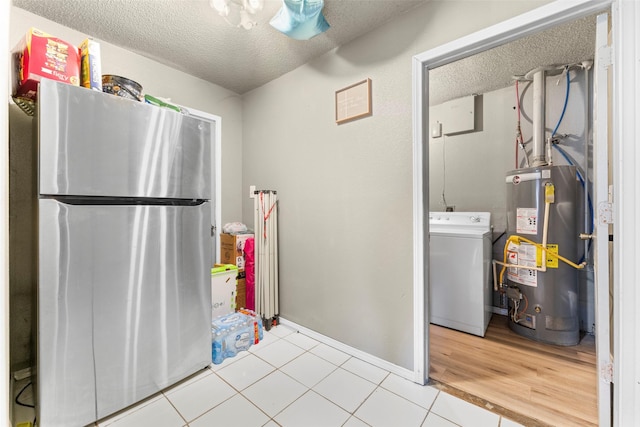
[12,28,81,101]
[211,264,238,319]
[79,38,102,91]
[220,232,254,270]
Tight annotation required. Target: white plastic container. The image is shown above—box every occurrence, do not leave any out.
[211,264,238,319]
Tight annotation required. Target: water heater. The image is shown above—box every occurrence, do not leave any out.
[504,165,579,346]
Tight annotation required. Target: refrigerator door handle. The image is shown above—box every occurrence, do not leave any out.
[40,195,208,206]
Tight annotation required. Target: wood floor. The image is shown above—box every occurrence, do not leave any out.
[429,315,598,427]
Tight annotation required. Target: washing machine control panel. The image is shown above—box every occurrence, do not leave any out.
[429,212,491,233]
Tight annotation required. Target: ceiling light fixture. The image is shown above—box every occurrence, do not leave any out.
[210,0,265,30]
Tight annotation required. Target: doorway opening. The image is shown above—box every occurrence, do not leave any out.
[412,1,613,426]
[427,17,598,424]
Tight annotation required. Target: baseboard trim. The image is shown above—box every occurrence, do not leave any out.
[279,317,415,382]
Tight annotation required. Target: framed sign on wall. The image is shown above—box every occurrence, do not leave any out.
[335,78,372,124]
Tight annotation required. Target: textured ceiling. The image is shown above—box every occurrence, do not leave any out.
[13,0,428,94]
[13,1,597,99]
[429,14,597,105]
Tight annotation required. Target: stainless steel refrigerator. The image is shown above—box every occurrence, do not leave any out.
[35,79,213,426]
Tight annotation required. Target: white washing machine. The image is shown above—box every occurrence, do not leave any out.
[429,212,492,337]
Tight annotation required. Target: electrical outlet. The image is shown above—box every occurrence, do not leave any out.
[445,206,455,212]
[249,185,256,199]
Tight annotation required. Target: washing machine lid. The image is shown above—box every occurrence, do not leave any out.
[429,211,491,238]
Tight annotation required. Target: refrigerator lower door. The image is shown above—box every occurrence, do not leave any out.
[37,199,212,426]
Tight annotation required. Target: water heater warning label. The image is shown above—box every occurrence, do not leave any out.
[507,241,538,287]
[516,207,538,235]
[537,243,559,268]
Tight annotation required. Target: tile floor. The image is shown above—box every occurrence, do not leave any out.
[12,324,525,427]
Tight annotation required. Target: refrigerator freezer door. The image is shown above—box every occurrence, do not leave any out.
[37,199,212,426]
[38,79,211,200]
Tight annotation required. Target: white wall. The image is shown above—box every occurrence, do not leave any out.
[8,6,245,370]
[241,0,551,370]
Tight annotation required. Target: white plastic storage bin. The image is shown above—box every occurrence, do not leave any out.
[211,264,238,319]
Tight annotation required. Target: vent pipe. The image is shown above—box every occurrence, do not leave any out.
[531,69,548,166]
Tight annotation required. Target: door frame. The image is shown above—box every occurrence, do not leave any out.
[611,0,640,425]
[411,0,628,424]
[1,0,10,424]
[177,106,223,264]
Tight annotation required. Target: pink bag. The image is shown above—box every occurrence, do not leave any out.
[244,237,255,310]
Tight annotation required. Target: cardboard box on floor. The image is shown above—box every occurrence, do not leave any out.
[220,233,253,308]
[220,232,254,269]
[236,271,246,309]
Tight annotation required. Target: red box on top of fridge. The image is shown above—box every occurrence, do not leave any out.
[13,28,80,101]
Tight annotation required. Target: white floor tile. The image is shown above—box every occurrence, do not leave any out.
[97,396,184,427]
[313,368,376,412]
[380,374,439,409]
[164,372,236,422]
[249,330,280,353]
[97,394,165,426]
[162,369,212,394]
[280,351,337,388]
[253,338,305,368]
[66,321,527,427]
[421,412,459,427]
[430,392,500,427]
[309,343,351,366]
[242,370,307,417]
[274,390,350,427]
[284,332,319,350]
[216,353,275,391]
[268,324,296,338]
[343,415,371,426]
[341,358,389,385]
[355,387,428,427]
[189,394,269,427]
[500,418,525,427]
[209,348,250,371]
